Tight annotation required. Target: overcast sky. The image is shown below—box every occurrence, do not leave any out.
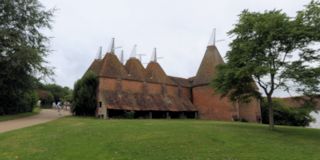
[40,0,311,97]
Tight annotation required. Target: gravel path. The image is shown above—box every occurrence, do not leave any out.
[0,109,71,133]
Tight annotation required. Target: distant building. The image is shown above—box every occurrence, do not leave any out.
[86,38,261,122]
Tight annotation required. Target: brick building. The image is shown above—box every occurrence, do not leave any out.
[86,40,261,122]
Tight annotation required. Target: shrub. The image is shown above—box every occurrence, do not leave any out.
[261,98,314,126]
[72,71,98,116]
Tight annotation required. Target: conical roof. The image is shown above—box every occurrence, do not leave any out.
[86,59,103,75]
[99,53,128,79]
[125,58,146,81]
[193,45,224,86]
[146,62,175,85]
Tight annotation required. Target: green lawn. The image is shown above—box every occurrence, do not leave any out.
[0,107,40,122]
[0,117,319,160]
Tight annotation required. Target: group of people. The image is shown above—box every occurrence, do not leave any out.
[52,101,70,115]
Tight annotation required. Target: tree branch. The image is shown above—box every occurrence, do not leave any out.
[255,75,269,96]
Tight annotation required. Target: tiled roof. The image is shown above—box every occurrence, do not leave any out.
[86,59,103,75]
[146,62,176,85]
[168,76,191,87]
[125,58,146,81]
[99,53,128,79]
[102,90,197,111]
[193,45,224,86]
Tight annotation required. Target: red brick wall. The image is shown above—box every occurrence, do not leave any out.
[147,83,162,95]
[98,77,260,122]
[192,86,236,121]
[239,99,261,122]
[181,87,191,99]
[99,78,117,91]
[121,80,143,93]
[167,85,178,97]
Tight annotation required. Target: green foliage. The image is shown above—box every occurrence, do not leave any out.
[211,1,320,129]
[72,71,99,116]
[36,83,72,108]
[212,6,320,101]
[26,90,38,112]
[39,83,72,102]
[63,91,73,102]
[211,64,261,103]
[0,0,53,115]
[36,89,54,108]
[261,98,315,126]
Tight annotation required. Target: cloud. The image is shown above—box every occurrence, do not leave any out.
[40,0,311,97]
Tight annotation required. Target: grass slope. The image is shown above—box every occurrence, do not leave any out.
[0,107,40,122]
[0,117,319,160]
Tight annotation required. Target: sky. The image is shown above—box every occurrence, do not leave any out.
[40,0,312,97]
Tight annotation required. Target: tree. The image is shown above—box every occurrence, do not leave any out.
[0,0,54,115]
[36,81,73,107]
[72,71,99,116]
[211,1,320,130]
[36,89,54,107]
[40,84,72,102]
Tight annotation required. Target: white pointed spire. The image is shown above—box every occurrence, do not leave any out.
[150,48,158,62]
[107,38,115,54]
[208,28,216,46]
[150,48,163,63]
[97,46,102,59]
[130,44,137,58]
[111,38,115,53]
[108,37,123,54]
[208,28,225,46]
[120,50,124,64]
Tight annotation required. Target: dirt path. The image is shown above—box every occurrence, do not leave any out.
[0,109,71,133]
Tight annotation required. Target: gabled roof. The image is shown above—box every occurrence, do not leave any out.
[146,62,176,85]
[99,53,128,79]
[125,58,146,81]
[193,45,224,86]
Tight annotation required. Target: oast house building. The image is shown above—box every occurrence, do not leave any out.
[86,39,261,122]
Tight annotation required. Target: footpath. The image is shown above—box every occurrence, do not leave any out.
[0,109,71,133]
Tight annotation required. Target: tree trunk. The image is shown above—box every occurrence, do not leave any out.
[267,95,274,130]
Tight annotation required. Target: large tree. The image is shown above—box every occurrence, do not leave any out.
[0,0,54,115]
[39,83,72,102]
[212,1,320,130]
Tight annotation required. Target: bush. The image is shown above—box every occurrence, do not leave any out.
[261,98,314,126]
[26,91,39,112]
[72,71,98,116]
[12,90,38,114]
